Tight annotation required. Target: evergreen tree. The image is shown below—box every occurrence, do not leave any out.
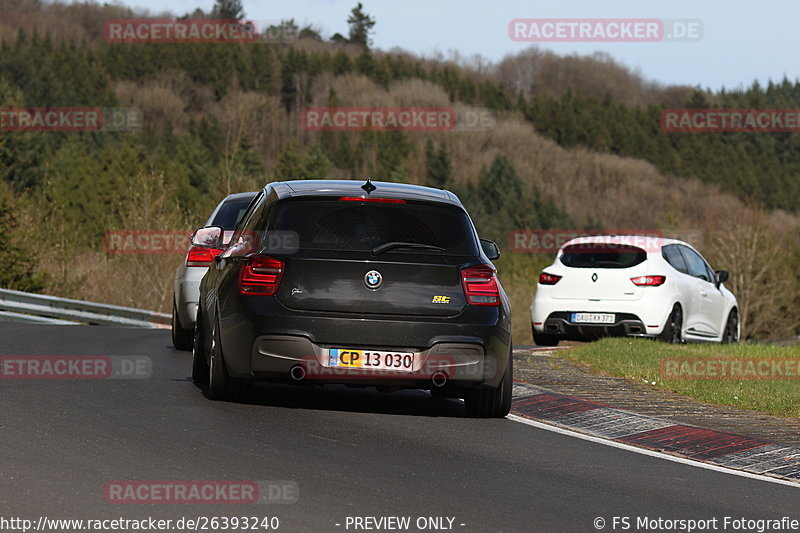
[211,0,244,20]
[424,140,452,189]
[299,26,322,41]
[0,187,46,292]
[469,154,572,242]
[374,131,412,181]
[332,51,353,75]
[347,2,376,48]
[274,142,332,180]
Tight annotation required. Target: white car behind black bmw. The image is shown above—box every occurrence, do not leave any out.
[531,236,739,346]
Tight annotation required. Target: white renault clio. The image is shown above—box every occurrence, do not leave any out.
[530,236,739,346]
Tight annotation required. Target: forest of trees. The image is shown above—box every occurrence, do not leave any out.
[0,0,798,341]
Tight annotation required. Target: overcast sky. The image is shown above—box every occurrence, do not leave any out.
[115,0,796,91]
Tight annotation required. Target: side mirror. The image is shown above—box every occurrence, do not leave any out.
[480,238,500,261]
[715,270,729,288]
[190,226,224,249]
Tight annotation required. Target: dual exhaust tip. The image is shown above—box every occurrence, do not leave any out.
[289,364,449,387]
[431,371,448,387]
[290,364,306,382]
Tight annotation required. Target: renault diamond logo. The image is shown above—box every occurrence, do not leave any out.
[364,270,383,289]
[591,273,598,283]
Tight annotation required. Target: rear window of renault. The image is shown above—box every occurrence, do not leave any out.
[560,244,647,268]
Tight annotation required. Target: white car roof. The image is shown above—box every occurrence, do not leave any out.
[560,234,688,253]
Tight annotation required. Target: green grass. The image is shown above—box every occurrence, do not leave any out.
[564,338,800,418]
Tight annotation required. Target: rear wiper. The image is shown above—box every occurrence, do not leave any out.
[371,242,446,255]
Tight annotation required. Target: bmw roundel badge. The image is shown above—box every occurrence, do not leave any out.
[364,270,383,290]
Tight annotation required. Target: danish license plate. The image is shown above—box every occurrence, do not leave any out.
[328,349,415,372]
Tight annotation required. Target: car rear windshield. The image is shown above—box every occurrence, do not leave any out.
[211,198,254,230]
[559,243,647,269]
[269,199,479,255]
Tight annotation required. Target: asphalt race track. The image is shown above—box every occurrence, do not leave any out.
[1,324,798,532]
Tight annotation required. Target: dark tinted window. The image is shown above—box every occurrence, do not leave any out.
[211,197,256,230]
[230,193,266,246]
[560,244,646,268]
[268,199,478,255]
[678,246,712,282]
[662,244,689,274]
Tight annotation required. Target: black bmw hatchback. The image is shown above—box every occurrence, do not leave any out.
[191,179,513,417]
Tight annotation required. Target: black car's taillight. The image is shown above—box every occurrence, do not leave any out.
[461,264,500,306]
[239,255,284,296]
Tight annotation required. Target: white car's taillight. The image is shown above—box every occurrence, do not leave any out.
[538,272,562,285]
[630,275,666,286]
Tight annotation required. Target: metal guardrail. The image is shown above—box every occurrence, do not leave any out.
[0,310,80,325]
[0,288,171,328]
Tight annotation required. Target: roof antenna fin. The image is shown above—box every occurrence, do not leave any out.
[361,178,377,195]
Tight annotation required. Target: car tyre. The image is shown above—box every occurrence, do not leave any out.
[532,327,559,347]
[172,300,194,351]
[191,310,209,387]
[722,309,739,344]
[464,348,513,418]
[207,318,251,402]
[659,305,683,344]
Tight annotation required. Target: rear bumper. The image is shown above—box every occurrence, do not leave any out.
[531,294,672,339]
[174,265,207,326]
[537,312,651,341]
[218,298,511,389]
[249,336,491,388]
